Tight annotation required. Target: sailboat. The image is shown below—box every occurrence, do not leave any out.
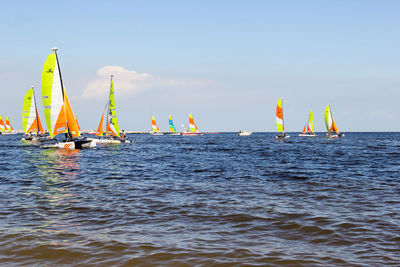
[41,47,95,149]
[5,117,14,133]
[275,98,289,139]
[150,116,163,135]
[21,87,45,141]
[168,115,181,135]
[182,113,202,135]
[0,116,6,134]
[299,110,316,137]
[91,75,130,143]
[325,105,343,138]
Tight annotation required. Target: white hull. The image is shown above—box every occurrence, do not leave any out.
[88,138,131,144]
[150,132,163,135]
[299,133,317,137]
[41,139,97,149]
[275,135,290,139]
[238,131,252,136]
[326,133,344,138]
[168,132,182,136]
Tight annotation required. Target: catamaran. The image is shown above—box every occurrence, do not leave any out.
[0,116,6,134]
[21,87,46,141]
[40,48,95,149]
[275,98,289,139]
[299,110,316,137]
[5,117,14,133]
[168,115,181,135]
[90,75,130,143]
[182,113,202,135]
[325,105,343,138]
[150,116,163,135]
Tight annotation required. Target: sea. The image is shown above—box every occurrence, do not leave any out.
[0,132,399,266]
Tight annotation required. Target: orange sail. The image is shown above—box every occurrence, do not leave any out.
[64,90,80,138]
[302,124,306,134]
[331,120,339,134]
[96,109,106,136]
[36,108,44,134]
[106,119,118,136]
[5,117,13,131]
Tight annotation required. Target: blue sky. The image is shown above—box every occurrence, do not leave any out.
[1,0,400,131]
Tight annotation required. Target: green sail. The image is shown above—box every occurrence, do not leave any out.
[324,105,331,132]
[41,52,66,138]
[108,77,120,137]
[309,110,314,133]
[22,88,34,133]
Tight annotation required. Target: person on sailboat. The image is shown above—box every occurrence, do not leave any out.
[120,130,128,142]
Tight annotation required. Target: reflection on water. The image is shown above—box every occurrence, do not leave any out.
[0,133,399,266]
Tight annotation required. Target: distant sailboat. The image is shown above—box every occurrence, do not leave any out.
[21,87,45,141]
[0,116,6,134]
[41,48,95,149]
[91,75,130,143]
[182,113,202,135]
[168,116,181,135]
[150,116,163,135]
[5,117,13,132]
[299,110,316,137]
[275,98,289,139]
[325,105,343,138]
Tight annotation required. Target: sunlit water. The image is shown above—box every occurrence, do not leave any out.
[0,133,399,266]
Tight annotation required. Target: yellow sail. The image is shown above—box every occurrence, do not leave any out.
[41,50,67,138]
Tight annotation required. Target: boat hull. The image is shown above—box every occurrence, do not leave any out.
[238,131,252,136]
[41,139,96,149]
[88,138,131,144]
[150,132,164,135]
[299,133,317,137]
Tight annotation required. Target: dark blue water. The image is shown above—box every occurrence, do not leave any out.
[0,133,399,266]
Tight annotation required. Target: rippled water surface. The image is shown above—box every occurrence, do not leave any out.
[0,132,399,266]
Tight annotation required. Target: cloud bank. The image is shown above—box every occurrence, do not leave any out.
[82,65,206,99]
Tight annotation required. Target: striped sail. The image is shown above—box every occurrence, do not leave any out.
[169,116,176,132]
[5,117,12,131]
[325,105,339,134]
[106,77,120,137]
[276,99,284,132]
[152,116,160,132]
[0,116,5,132]
[41,51,67,138]
[189,113,196,132]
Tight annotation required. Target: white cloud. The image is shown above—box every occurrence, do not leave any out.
[81,65,208,99]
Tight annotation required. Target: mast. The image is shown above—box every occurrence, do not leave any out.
[52,47,71,136]
[32,86,40,134]
[106,75,113,135]
[328,105,334,133]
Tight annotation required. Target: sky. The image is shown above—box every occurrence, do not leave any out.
[1,0,400,132]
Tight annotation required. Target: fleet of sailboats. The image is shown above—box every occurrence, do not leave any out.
[4,48,348,144]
